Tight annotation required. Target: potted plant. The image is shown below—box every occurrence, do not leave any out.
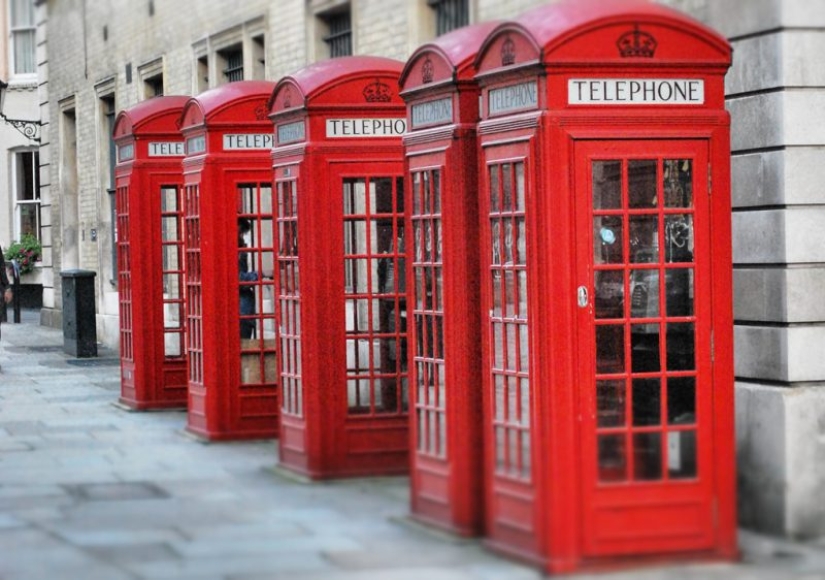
[4,233,42,276]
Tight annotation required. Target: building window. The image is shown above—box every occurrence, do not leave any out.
[9,0,35,76]
[252,34,265,80]
[144,75,164,97]
[101,95,117,283]
[13,150,40,240]
[428,0,469,36]
[321,9,352,58]
[138,58,164,100]
[219,45,244,83]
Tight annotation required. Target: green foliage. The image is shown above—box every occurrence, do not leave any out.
[4,234,42,275]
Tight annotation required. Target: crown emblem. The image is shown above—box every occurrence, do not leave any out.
[283,87,292,108]
[363,78,392,102]
[501,35,516,66]
[422,57,434,84]
[617,24,657,58]
[254,103,268,121]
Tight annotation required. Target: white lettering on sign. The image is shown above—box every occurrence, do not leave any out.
[117,144,134,162]
[223,133,274,150]
[325,118,407,138]
[186,135,206,155]
[277,121,306,144]
[148,141,185,157]
[411,97,453,129]
[568,79,705,105]
[488,81,538,116]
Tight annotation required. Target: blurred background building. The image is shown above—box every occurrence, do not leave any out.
[0,0,820,547]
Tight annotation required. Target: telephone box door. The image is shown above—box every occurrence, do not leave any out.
[575,139,715,556]
[333,162,409,472]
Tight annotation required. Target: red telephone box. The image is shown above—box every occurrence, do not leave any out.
[473,0,736,571]
[114,96,189,410]
[268,56,409,478]
[179,81,279,440]
[398,22,499,536]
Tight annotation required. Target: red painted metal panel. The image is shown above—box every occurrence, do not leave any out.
[269,57,409,478]
[113,96,189,410]
[179,81,279,441]
[469,0,734,573]
[400,22,490,539]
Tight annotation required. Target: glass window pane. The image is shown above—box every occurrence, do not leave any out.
[630,269,658,319]
[515,162,525,212]
[668,430,697,479]
[502,164,512,211]
[598,434,627,482]
[668,377,696,425]
[596,324,624,374]
[629,215,658,263]
[667,322,695,371]
[592,160,621,210]
[596,379,625,427]
[664,159,693,208]
[594,216,623,265]
[665,215,694,263]
[666,268,694,317]
[595,270,624,319]
[632,378,661,426]
[633,432,662,480]
[489,166,499,212]
[631,323,660,372]
[628,160,657,208]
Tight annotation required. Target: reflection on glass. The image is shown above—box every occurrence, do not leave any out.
[595,270,624,319]
[598,434,627,482]
[666,268,693,317]
[596,324,624,374]
[490,166,500,212]
[632,378,661,426]
[629,160,657,208]
[665,215,693,263]
[667,322,695,371]
[664,159,693,208]
[502,164,512,210]
[630,269,658,319]
[516,162,526,212]
[633,432,662,480]
[596,379,625,427]
[629,215,658,263]
[668,377,696,424]
[631,324,660,372]
[668,430,697,479]
[494,374,505,421]
[520,377,530,427]
[593,216,623,265]
[495,426,506,472]
[343,179,366,215]
[592,161,621,209]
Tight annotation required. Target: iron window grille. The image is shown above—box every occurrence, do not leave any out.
[221,46,244,83]
[428,0,469,36]
[322,10,352,58]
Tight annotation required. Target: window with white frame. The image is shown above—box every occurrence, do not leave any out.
[13,150,41,240]
[9,0,36,76]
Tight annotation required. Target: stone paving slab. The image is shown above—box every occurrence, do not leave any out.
[3,313,825,580]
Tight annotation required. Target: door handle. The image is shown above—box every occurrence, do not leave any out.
[577,285,589,308]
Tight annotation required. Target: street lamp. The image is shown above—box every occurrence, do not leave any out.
[0,79,41,143]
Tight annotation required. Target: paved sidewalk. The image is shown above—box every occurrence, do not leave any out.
[1,311,825,580]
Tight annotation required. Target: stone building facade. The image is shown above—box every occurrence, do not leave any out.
[33,0,825,540]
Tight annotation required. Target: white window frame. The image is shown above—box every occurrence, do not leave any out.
[12,148,41,244]
[8,0,36,79]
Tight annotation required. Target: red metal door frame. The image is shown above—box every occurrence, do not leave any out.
[326,160,410,476]
[573,138,715,556]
